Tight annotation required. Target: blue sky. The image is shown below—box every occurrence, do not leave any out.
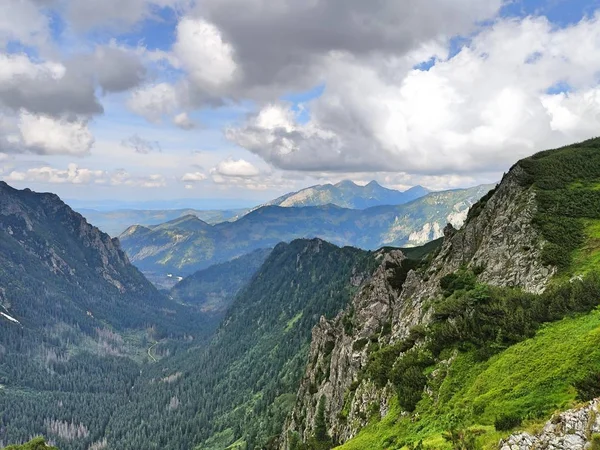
[1,0,600,208]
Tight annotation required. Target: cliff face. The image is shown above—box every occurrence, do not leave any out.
[0,182,194,335]
[281,164,556,447]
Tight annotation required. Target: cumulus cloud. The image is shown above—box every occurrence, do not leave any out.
[228,14,600,174]
[127,83,179,122]
[5,163,104,184]
[181,172,207,182]
[211,157,260,178]
[92,45,147,93]
[173,112,196,130]
[174,18,237,90]
[3,163,167,188]
[0,53,104,117]
[181,0,501,98]
[18,112,94,156]
[0,0,50,48]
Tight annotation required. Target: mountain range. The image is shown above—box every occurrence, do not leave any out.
[73,208,247,237]
[120,184,493,278]
[72,180,429,237]
[4,138,600,450]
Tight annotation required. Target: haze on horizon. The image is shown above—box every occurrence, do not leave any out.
[1,0,600,205]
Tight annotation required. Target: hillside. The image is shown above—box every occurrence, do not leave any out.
[0,182,204,449]
[264,181,429,209]
[170,247,272,319]
[281,138,600,450]
[103,239,439,450]
[120,184,492,277]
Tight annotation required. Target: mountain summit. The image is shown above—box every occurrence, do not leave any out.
[265,180,430,209]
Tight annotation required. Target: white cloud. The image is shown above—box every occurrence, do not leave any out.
[4,163,169,188]
[109,170,167,188]
[18,112,94,156]
[0,53,65,83]
[181,172,207,182]
[5,164,105,184]
[229,14,600,175]
[211,157,260,178]
[127,83,179,122]
[0,0,50,48]
[174,18,237,90]
[173,112,196,130]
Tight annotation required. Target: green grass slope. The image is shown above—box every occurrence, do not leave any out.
[338,309,600,449]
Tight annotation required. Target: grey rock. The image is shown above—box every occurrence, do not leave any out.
[500,399,600,450]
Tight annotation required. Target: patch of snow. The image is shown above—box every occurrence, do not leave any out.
[0,312,20,324]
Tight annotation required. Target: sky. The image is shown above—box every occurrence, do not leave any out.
[1,0,600,208]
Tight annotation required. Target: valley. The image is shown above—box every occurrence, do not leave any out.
[3,140,600,450]
[2,2,599,449]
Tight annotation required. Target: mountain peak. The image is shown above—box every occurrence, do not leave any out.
[334,180,359,188]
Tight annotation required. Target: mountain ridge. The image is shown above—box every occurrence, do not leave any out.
[120,184,493,277]
[263,180,430,210]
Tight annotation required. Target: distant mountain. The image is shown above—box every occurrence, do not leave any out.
[120,184,494,277]
[170,248,272,320]
[264,180,430,209]
[74,208,248,237]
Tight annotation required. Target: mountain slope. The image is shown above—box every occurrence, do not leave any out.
[0,182,203,449]
[265,180,429,209]
[281,138,600,449]
[104,239,387,450]
[170,247,272,318]
[120,184,492,277]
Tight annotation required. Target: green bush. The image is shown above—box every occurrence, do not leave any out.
[591,434,600,450]
[574,371,600,402]
[352,338,369,352]
[390,349,433,412]
[494,413,522,431]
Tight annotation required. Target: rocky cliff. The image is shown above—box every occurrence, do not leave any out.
[281,164,556,447]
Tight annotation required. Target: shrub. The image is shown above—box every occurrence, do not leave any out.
[352,338,369,352]
[494,413,522,431]
[574,371,600,402]
[591,434,600,450]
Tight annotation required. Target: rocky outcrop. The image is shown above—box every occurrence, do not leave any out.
[501,399,600,450]
[281,250,407,446]
[281,165,556,448]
